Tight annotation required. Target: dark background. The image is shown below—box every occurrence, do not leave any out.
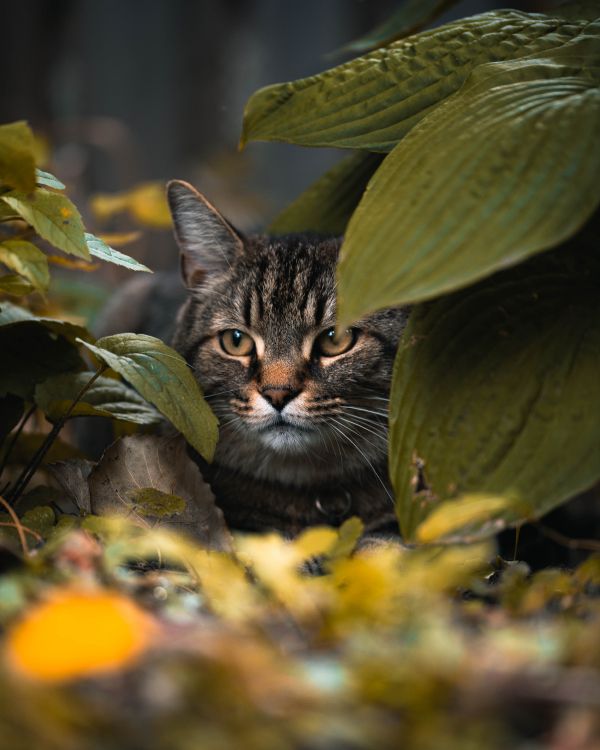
[1,1,543,282]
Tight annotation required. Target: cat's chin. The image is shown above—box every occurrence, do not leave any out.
[257,424,320,453]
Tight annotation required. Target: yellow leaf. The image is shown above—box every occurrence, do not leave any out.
[416,494,521,544]
[91,182,171,228]
[5,588,157,682]
[96,230,142,246]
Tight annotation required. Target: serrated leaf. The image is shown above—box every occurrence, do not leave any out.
[336,40,600,324]
[269,152,384,235]
[89,434,229,547]
[78,334,218,462]
[241,9,593,151]
[85,233,151,273]
[0,274,34,297]
[125,488,186,518]
[35,371,162,425]
[0,240,50,291]
[0,121,36,192]
[35,168,65,190]
[0,303,89,398]
[1,189,89,259]
[337,0,460,55]
[390,244,600,541]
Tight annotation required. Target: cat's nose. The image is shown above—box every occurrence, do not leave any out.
[260,386,300,411]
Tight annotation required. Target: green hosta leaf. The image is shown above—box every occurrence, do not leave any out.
[0,121,36,192]
[269,152,384,236]
[389,245,600,542]
[35,168,65,190]
[0,240,50,291]
[336,41,600,325]
[35,371,162,425]
[0,302,89,398]
[125,487,186,518]
[1,189,89,259]
[85,233,151,273]
[337,0,460,55]
[241,9,593,152]
[78,334,218,461]
[0,274,34,297]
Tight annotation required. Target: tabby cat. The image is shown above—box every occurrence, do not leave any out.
[94,181,409,535]
[166,181,408,535]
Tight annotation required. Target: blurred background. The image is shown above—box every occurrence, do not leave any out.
[0,0,544,318]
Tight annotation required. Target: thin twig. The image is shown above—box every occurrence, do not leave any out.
[0,403,37,478]
[8,365,107,505]
[0,494,29,556]
[535,523,600,553]
[0,521,43,544]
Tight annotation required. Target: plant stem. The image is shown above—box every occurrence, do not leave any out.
[0,494,30,556]
[0,403,36,479]
[8,366,107,505]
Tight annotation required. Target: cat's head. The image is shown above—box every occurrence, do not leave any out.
[167,180,407,485]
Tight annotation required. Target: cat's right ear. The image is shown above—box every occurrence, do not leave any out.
[166,180,244,288]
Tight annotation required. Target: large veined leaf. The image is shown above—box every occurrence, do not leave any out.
[35,371,162,425]
[0,303,89,398]
[336,41,600,325]
[87,434,229,547]
[1,189,90,259]
[337,0,460,55]
[0,121,36,193]
[269,152,384,235]
[78,334,218,462]
[389,243,600,541]
[241,9,595,152]
[85,233,151,273]
[0,240,50,291]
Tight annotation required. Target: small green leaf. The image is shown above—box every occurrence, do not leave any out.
[35,371,162,425]
[389,244,600,541]
[0,121,36,192]
[125,487,186,518]
[0,240,50,291]
[1,189,89,259]
[337,40,600,324]
[269,152,384,236]
[241,9,592,151]
[85,233,152,273]
[78,334,218,462]
[35,168,66,190]
[0,274,34,297]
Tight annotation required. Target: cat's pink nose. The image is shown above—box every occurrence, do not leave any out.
[261,387,300,411]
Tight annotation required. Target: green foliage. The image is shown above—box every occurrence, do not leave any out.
[242,1,600,541]
[34,372,162,425]
[0,119,218,509]
[80,335,218,461]
[0,121,36,192]
[84,233,151,272]
[390,244,600,540]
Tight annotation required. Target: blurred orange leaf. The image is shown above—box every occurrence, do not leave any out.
[91,182,171,228]
[5,588,158,682]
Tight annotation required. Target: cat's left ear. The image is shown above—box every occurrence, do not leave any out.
[166,179,244,288]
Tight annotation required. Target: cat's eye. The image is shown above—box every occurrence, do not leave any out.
[314,327,357,357]
[219,329,255,356]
